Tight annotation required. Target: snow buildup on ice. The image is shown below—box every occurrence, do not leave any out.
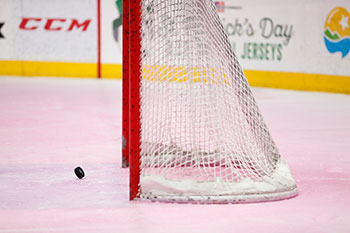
[140,158,297,202]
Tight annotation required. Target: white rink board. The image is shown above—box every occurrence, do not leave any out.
[0,0,97,63]
[217,0,350,76]
[0,0,14,60]
[0,0,349,79]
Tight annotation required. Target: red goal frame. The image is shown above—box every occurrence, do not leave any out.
[122,0,141,200]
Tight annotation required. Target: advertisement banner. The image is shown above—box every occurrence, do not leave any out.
[216,0,350,76]
[0,0,97,63]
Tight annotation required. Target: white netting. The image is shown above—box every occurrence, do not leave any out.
[138,0,297,203]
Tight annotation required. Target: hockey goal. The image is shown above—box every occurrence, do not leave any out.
[123,0,298,203]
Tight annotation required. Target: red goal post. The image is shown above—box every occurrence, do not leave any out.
[122,0,142,200]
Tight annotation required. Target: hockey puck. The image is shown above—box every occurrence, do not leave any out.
[74,167,85,179]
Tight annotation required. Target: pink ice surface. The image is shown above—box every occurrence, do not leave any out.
[0,76,349,233]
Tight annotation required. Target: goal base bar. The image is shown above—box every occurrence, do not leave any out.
[140,188,298,204]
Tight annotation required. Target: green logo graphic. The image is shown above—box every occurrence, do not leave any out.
[113,0,122,42]
[0,22,4,39]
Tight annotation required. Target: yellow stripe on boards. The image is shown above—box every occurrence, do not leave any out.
[0,60,349,94]
[0,60,98,78]
[142,65,228,83]
[0,60,22,76]
[101,63,122,79]
[0,60,123,79]
[244,70,350,94]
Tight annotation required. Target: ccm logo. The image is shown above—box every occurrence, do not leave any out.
[19,18,91,31]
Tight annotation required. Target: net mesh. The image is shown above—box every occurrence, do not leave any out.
[138,0,297,203]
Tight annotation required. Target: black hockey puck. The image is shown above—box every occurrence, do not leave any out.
[74,167,85,179]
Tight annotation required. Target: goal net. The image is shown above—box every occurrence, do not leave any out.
[124,0,298,203]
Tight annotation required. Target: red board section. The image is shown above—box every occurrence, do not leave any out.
[97,0,101,78]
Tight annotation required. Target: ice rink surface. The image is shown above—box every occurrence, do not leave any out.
[0,76,349,233]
